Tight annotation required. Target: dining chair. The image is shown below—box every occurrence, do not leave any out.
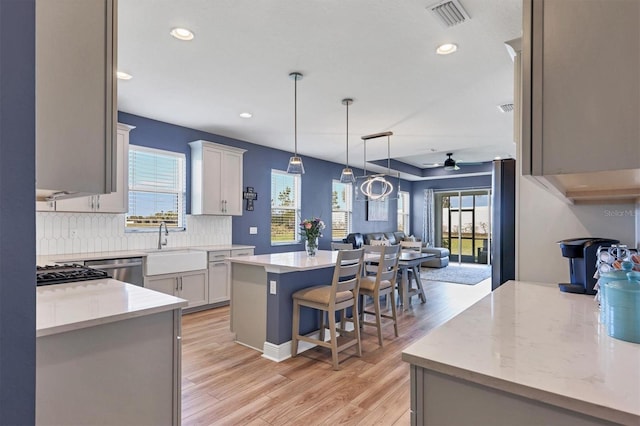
[331,242,354,250]
[359,244,401,346]
[291,248,365,370]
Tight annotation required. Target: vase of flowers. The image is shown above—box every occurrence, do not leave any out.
[300,217,325,257]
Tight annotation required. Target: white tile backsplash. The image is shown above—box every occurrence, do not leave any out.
[36,212,231,255]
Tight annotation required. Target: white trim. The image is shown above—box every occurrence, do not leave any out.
[262,332,322,362]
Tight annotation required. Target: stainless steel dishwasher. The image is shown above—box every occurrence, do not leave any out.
[84,257,144,286]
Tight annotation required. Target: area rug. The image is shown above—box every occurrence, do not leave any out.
[420,264,491,285]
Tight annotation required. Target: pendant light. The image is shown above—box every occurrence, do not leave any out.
[286,72,305,174]
[339,98,356,183]
[359,131,395,200]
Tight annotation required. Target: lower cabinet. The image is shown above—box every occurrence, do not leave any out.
[208,248,254,305]
[145,270,208,309]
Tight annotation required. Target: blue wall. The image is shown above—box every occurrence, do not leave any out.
[410,175,493,239]
[118,112,412,254]
[0,0,36,422]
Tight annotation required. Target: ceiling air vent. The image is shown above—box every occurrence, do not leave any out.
[428,0,471,27]
[498,103,514,113]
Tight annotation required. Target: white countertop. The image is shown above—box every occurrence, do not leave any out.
[402,280,640,425]
[228,250,339,273]
[37,244,254,265]
[37,279,187,337]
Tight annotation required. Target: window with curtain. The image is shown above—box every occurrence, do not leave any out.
[331,180,352,240]
[271,169,300,244]
[397,190,410,233]
[126,145,186,231]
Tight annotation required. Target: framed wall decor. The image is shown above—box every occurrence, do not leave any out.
[366,198,388,221]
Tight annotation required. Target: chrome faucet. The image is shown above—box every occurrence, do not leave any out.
[158,221,169,249]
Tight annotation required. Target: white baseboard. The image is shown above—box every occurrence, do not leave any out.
[261,322,355,362]
[262,333,321,362]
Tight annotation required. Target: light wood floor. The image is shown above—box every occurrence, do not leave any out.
[181,276,491,425]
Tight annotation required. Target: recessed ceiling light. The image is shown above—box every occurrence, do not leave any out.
[436,43,458,55]
[116,71,132,80]
[170,27,194,41]
[494,156,502,160]
[239,112,252,119]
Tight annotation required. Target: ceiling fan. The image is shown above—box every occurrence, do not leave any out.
[443,153,460,171]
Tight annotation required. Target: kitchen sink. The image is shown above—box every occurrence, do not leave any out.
[145,249,207,276]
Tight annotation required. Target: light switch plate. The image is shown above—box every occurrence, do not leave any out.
[269,280,276,295]
[249,226,258,235]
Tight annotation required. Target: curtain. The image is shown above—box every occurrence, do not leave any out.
[422,189,435,247]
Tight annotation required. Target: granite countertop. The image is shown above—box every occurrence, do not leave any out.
[37,279,187,337]
[228,250,339,273]
[401,280,640,425]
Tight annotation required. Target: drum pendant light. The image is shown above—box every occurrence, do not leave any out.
[339,98,356,183]
[286,72,305,174]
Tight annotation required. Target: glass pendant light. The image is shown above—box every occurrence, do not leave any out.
[339,98,356,183]
[286,72,305,174]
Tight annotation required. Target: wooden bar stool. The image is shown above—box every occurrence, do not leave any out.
[359,244,401,346]
[291,248,365,370]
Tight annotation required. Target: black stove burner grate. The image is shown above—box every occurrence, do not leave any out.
[36,264,111,286]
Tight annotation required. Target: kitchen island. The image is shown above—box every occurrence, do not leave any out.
[37,279,187,425]
[229,250,341,361]
[402,280,640,426]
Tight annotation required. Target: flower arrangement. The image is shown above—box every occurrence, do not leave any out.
[300,217,325,256]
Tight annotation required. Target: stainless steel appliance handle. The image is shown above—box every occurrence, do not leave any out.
[86,261,143,270]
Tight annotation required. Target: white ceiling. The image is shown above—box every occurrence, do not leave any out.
[117,0,523,180]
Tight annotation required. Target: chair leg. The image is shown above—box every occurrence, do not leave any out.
[374,293,383,346]
[389,289,399,337]
[328,310,339,370]
[352,300,362,357]
[319,310,326,342]
[291,300,300,357]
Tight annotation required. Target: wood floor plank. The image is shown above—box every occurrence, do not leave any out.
[181,278,491,425]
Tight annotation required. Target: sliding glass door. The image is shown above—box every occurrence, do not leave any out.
[438,190,491,264]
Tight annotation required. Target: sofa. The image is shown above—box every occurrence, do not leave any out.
[343,232,450,268]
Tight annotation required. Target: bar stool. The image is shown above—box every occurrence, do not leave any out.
[359,244,401,346]
[331,242,354,250]
[291,248,365,370]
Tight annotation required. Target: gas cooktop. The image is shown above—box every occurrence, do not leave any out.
[36,264,110,286]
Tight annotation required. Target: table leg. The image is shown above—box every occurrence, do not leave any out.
[412,266,426,303]
[402,267,409,310]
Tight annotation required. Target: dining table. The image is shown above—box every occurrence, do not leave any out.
[397,250,435,309]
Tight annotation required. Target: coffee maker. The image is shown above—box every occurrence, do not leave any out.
[557,238,620,294]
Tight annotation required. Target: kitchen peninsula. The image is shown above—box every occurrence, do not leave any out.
[402,281,640,426]
[229,250,341,361]
[37,279,186,425]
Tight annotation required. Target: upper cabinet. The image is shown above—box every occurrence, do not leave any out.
[522,0,640,202]
[189,140,246,216]
[35,0,117,201]
[54,124,133,213]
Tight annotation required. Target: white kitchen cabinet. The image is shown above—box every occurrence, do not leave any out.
[36,200,56,212]
[145,270,208,309]
[208,251,230,304]
[208,248,254,305]
[189,140,246,216]
[55,124,133,213]
[36,0,118,201]
[522,0,640,202]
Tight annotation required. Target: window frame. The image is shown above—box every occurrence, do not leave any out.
[397,190,410,234]
[270,169,301,245]
[331,180,353,241]
[126,145,186,232]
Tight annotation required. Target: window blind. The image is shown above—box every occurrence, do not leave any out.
[127,146,186,230]
[271,170,300,243]
[332,181,352,240]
